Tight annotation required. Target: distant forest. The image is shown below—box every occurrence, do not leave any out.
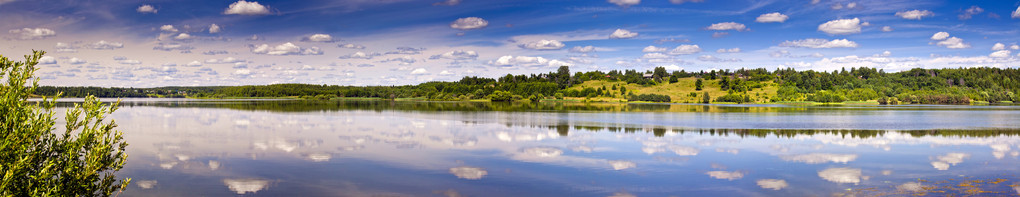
[35,66,1020,104]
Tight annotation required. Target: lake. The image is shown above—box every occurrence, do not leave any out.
[52,99,1020,196]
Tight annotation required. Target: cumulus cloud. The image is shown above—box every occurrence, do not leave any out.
[936,37,970,49]
[174,33,193,40]
[992,43,1006,51]
[250,42,322,55]
[781,153,857,164]
[896,10,934,20]
[430,50,479,60]
[302,34,335,42]
[989,50,1011,58]
[38,56,57,64]
[449,166,487,180]
[757,179,788,190]
[569,46,595,53]
[641,53,670,59]
[386,47,425,55]
[137,4,157,13]
[185,61,203,67]
[643,46,667,53]
[55,42,78,53]
[68,58,86,64]
[818,167,862,184]
[519,40,565,50]
[1014,6,1020,18]
[706,22,746,31]
[881,26,893,32]
[223,0,271,15]
[930,32,950,40]
[609,29,638,39]
[490,55,572,67]
[119,59,141,65]
[205,57,245,64]
[716,48,740,53]
[668,45,702,55]
[818,18,861,35]
[931,153,969,170]
[160,25,178,32]
[959,6,983,20]
[756,12,789,23]
[339,51,379,59]
[608,0,640,8]
[338,43,366,49]
[409,68,429,75]
[780,38,858,48]
[153,43,194,51]
[88,40,124,50]
[706,171,744,180]
[433,0,460,6]
[450,17,488,30]
[9,28,56,40]
[209,24,221,33]
[608,160,635,170]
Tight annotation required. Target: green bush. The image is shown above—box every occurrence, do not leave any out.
[809,91,846,103]
[554,93,564,99]
[1,51,130,196]
[715,94,751,103]
[489,90,514,102]
[628,93,671,102]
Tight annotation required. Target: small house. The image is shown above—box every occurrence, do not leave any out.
[642,73,654,79]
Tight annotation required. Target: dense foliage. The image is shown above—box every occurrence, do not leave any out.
[34,66,1020,104]
[628,93,671,102]
[2,51,130,196]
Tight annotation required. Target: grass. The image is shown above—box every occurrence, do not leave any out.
[566,77,778,103]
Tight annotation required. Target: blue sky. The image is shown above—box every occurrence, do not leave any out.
[1,0,1019,87]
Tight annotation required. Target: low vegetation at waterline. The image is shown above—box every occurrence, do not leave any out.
[35,65,1020,105]
[1,51,130,196]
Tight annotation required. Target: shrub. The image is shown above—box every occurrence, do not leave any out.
[489,90,514,101]
[715,94,751,103]
[628,93,671,102]
[702,92,711,103]
[809,91,846,103]
[554,93,564,99]
[1,51,130,196]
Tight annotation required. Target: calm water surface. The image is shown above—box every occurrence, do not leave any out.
[54,99,1020,196]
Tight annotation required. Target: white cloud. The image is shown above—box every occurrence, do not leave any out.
[438,70,454,76]
[608,0,640,8]
[250,42,322,55]
[205,57,245,64]
[1014,6,1020,18]
[641,53,670,59]
[160,25,178,32]
[936,37,970,49]
[757,179,788,190]
[519,40,565,50]
[992,43,1006,51]
[608,160,635,170]
[490,55,572,67]
[756,12,789,23]
[668,44,702,55]
[137,5,157,13]
[68,58,86,64]
[698,55,741,62]
[818,167,861,184]
[706,171,744,180]
[990,50,1011,58]
[643,46,667,52]
[663,64,682,70]
[223,0,271,15]
[410,68,428,75]
[153,43,193,51]
[781,153,857,164]
[186,61,203,67]
[716,48,740,53]
[433,0,461,6]
[338,43,366,49]
[450,17,488,30]
[339,51,378,59]
[174,33,193,40]
[609,29,638,39]
[88,40,124,50]
[1012,44,1020,50]
[569,46,595,53]
[896,10,934,20]
[430,50,479,60]
[55,42,78,53]
[706,22,746,31]
[817,18,861,35]
[302,34,334,42]
[449,166,487,180]
[209,24,221,33]
[38,56,57,64]
[8,28,56,40]
[780,38,858,48]
[881,26,893,32]
[119,59,141,65]
[930,32,950,40]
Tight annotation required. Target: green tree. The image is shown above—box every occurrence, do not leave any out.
[668,76,678,83]
[695,79,703,91]
[702,92,711,104]
[1,51,130,196]
[489,90,514,101]
[720,76,729,91]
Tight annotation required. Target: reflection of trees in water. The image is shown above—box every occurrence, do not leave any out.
[532,123,1020,139]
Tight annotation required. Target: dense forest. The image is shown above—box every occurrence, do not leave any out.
[36,66,1020,104]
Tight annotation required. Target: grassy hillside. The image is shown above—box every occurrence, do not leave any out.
[567,77,778,103]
